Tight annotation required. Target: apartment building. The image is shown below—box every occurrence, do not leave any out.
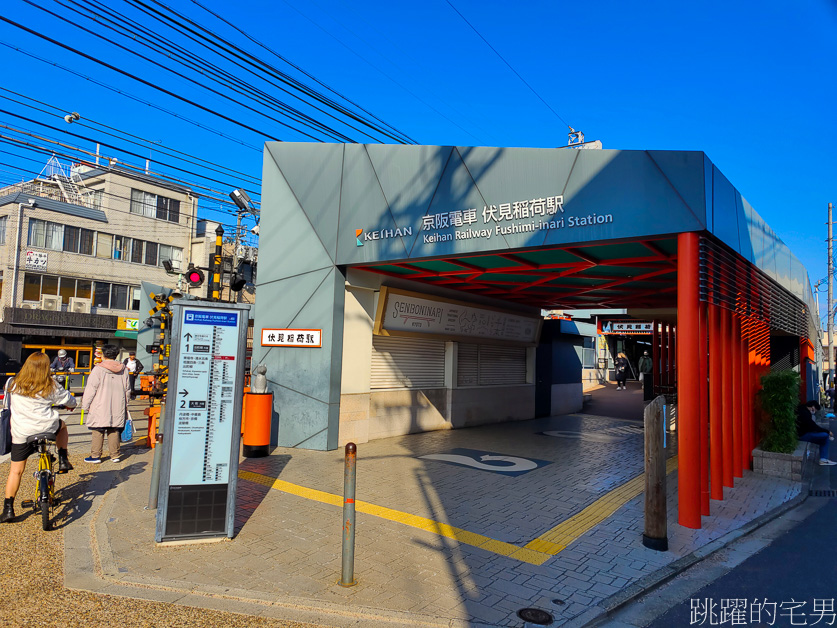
[0,157,205,370]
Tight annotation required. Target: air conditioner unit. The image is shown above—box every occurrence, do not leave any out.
[20,302,38,310]
[40,295,62,311]
[68,297,92,314]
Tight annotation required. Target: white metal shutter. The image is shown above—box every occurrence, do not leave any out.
[371,335,445,389]
[457,343,527,386]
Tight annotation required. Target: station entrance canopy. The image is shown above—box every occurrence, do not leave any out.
[255,144,819,529]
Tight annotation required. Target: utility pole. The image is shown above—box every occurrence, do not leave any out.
[829,202,834,387]
[232,210,243,303]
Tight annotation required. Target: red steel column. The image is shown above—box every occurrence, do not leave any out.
[741,332,751,469]
[732,314,743,478]
[677,232,701,529]
[699,299,710,515]
[709,303,724,500]
[721,307,734,487]
[660,323,669,391]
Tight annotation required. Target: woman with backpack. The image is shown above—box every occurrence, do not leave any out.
[81,344,130,464]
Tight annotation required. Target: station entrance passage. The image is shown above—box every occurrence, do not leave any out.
[353,232,815,529]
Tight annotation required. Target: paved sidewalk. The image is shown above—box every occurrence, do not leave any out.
[52,402,805,628]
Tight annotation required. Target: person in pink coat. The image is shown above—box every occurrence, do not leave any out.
[81,344,130,463]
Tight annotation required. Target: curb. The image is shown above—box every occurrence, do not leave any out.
[567,477,813,627]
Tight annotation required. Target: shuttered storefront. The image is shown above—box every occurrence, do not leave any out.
[457,343,527,387]
[371,335,446,389]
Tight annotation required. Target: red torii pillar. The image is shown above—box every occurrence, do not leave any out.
[699,299,710,516]
[677,232,701,528]
[708,301,724,500]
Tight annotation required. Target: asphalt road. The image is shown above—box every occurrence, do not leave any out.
[646,498,837,628]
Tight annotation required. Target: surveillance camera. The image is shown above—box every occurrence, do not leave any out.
[250,224,260,236]
[27,198,36,207]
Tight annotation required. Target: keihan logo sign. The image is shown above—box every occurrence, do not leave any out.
[355,226,413,246]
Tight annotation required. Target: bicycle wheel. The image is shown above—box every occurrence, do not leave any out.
[39,473,52,531]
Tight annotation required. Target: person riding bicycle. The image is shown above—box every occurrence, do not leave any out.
[1,352,76,523]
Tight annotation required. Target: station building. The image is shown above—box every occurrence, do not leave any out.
[253,143,820,529]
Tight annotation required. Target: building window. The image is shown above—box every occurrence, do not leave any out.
[92,281,133,310]
[22,274,95,305]
[93,281,110,308]
[61,226,95,255]
[159,245,183,271]
[130,189,156,218]
[130,239,144,264]
[77,280,91,299]
[28,219,64,251]
[112,235,123,260]
[582,337,596,369]
[0,216,7,244]
[111,284,128,310]
[131,287,141,310]
[145,241,158,266]
[97,233,112,259]
[91,189,103,211]
[156,196,180,223]
[22,274,41,302]
[131,189,180,223]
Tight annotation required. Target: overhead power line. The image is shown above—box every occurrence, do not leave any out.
[445,0,573,131]
[0,87,261,186]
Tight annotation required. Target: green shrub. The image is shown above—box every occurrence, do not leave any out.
[758,369,801,453]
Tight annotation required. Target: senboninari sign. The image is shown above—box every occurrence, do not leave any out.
[373,286,541,345]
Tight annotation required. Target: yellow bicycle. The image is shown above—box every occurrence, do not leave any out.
[20,433,58,531]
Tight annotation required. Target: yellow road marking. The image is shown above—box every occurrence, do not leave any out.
[238,455,678,567]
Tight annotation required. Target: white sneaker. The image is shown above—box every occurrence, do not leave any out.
[819,459,836,466]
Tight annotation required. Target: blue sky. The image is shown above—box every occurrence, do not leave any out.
[1,0,835,314]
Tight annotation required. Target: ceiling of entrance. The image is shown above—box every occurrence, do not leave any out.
[355,236,679,310]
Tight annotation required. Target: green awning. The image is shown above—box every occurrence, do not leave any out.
[114,330,138,339]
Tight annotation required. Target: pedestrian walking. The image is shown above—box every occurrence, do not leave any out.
[123,350,143,399]
[81,344,130,464]
[615,352,630,390]
[1,352,76,523]
[638,349,654,400]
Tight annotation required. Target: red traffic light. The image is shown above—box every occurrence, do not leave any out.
[186,266,205,287]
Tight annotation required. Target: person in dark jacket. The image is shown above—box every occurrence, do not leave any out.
[122,351,144,399]
[614,352,630,390]
[797,400,836,466]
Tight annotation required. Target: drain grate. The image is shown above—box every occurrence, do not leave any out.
[517,608,554,625]
[809,489,837,497]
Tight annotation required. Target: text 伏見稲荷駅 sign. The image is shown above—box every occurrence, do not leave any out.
[601,321,653,334]
[261,329,322,347]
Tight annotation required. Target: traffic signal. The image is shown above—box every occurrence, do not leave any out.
[185,264,205,288]
[229,260,252,292]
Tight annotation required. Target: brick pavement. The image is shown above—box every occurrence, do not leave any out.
[48,404,804,627]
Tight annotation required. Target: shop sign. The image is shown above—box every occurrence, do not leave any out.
[118,317,139,331]
[261,329,322,347]
[374,286,540,344]
[25,250,47,270]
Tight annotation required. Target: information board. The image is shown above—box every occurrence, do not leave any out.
[155,301,251,543]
